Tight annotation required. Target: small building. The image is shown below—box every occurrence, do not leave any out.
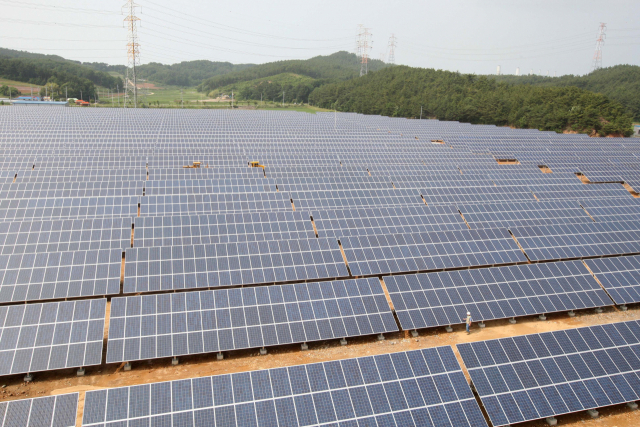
[634,125,640,137]
[75,100,90,107]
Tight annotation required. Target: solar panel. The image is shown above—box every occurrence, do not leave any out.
[107,277,397,363]
[341,228,527,276]
[0,299,105,375]
[0,392,78,427]
[0,248,122,302]
[458,320,640,426]
[584,255,640,305]
[386,260,613,331]
[85,347,487,427]
[123,238,349,293]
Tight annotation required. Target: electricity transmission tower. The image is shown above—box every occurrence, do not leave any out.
[592,23,606,72]
[388,34,397,65]
[356,25,372,76]
[123,0,141,108]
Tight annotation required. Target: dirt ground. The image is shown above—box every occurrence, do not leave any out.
[2,304,640,427]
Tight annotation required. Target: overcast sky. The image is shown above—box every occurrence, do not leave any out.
[2,0,639,76]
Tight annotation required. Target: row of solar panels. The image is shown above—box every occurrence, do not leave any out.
[2,254,640,377]
[9,319,640,427]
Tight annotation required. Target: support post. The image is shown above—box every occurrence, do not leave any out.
[568,310,575,317]
[545,417,557,426]
[171,357,179,366]
[538,314,547,321]
[217,352,224,360]
[124,362,132,371]
[620,305,628,311]
[301,343,308,351]
[77,367,85,377]
[595,307,603,313]
[24,373,33,382]
[377,333,385,341]
[445,325,453,333]
[509,318,517,324]
[340,338,347,346]
[587,409,599,418]
[411,330,419,338]
[478,322,486,328]
[627,401,638,409]
[259,348,267,355]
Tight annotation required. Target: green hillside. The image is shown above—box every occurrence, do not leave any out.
[491,65,640,119]
[309,66,633,136]
[0,48,122,99]
[197,51,388,103]
[213,73,319,104]
[85,60,254,87]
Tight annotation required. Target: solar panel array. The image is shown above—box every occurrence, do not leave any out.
[86,347,488,427]
[3,107,640,423]
[458,320,640,426]
[0,393,78,427]
[107,277,397,363]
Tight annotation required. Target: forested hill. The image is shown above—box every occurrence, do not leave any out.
[309,66,633,137]
[85,60,254,87]
[491,65,640,120]
[197,51,387,95]
[0,48,122,90]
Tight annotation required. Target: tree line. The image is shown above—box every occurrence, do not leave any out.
[308,66,633,136]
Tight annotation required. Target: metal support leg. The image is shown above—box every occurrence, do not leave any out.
[77,367,85,377]
[124,362,132,371]
[24,373,33,382]
[171,357,179,366]
[411,330,419,337]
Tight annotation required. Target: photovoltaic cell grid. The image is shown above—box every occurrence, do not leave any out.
[341,228,527,276]
[290,189,424,210]
[457,320,640,427]
[0,217,131,255]
[0,392,78,427]
[579,197,640,222]
[511,221,640,261]
[0,180,143,199]
[143,179,275,195]
[140,193,292,216]
[385,261,613,331]
[421,186,537,205]
[0,299,105,375]
[107,278,397,363]
[312,205,468,238]
[123,238,349,294]
[133,211,315,247]
[0,248,122,303]
[584,255,640,305]
[0,196,139,221]
[85,347,487,427]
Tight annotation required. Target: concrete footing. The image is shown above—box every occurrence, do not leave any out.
[24,373,33,383]
[171,357,179,366]
[377,334,385,341]
[340,338,348,346]
[620,305,628,311]
[478,322,486,328]
[509,318,517,324]
[545,417,557,426]
[627,401,638,410]
[411,330,419,337]
[124,362,132,371]
[77,368,85,377]
[538,314,547,321]
[587,409,599,418]
[217,352,224,360]
[259,348,267,355]
[595,308,603,313]
[568,310,575,317]
[445,326,453,333]
[301,343,308,351]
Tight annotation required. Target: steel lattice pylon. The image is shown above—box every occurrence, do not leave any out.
[123,0,141,108]
[592,22,606,72]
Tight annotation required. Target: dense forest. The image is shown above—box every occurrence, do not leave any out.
[213,73,320,104]
[309,66,633,136]
[492,65,640,120]
[197,51,387,102]
[85,60,253,87]
[0,48,122,99]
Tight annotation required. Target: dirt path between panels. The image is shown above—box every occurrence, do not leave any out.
[1,306,640,427]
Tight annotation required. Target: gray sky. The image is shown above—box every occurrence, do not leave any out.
[2,0,639,76]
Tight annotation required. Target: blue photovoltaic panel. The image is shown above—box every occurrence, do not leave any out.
[123,238,349,293]
[386,260,613,331]
[341,228,527,276]
[0,392,78,427]
[0,299,106,375]
[584,255,640,305]
[106,278,397,363]
[85,347,488,427]
[0,248,122,302]
[458,320,640,426]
